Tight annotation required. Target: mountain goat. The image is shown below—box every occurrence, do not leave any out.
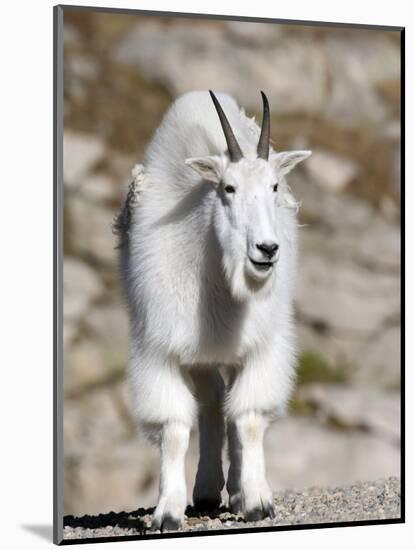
[115,90,311,531]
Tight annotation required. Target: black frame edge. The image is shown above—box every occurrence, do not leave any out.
[400,26,405,524]
[53,4,65,546]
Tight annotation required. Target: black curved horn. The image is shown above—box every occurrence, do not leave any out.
[209,90,243,163]
[257,91,270,160]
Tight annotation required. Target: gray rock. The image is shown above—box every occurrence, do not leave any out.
[64,257,104,321]
[297,384,400,442]
[64,132,105,189]
[77,153,136,206]
[113,22,399,126]
[67,195,117,265]
[296,321,401,389]
[304,149,360,193]
[296,324,358,371]
[79,173,119,204]
[354,326,401,389]
[380,196,400,224]
[295,212,400,384]
[225,21,282,48]
[63,24,82,47]
[63,321,77,352]
[69,53,99,82]
[84,302,129,360]
[64,382,160,515]
[112,21,326,115]
[297,177,374,230]
[264,417,400,490]
[322,34,400,126]
[355,216,400,272]
[64,341,106,395]
[64,341,108,394]
[296,255,399,334]
[296,186,400,275]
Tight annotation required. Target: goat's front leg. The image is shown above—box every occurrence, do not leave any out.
[128,352,196,532]
[228,411,274,520]
[226,349,293,520]
[151,421,190,531]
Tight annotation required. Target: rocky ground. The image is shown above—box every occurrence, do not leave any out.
[62,477,401,540]
[62,12,401,518]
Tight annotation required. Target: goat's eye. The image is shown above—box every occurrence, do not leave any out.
[273,183,279,192]
[224,185,235,194]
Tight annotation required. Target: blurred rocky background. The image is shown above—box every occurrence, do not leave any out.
[62,11,401,517]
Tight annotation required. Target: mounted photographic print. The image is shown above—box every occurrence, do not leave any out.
[53,4,404,545]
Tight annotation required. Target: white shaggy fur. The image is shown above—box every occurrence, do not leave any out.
[116,91,311,529]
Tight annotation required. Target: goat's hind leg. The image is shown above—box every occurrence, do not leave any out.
[191,369,225,512]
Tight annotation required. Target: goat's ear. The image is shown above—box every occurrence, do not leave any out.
[185,155,225,184]
[270,150,312,176]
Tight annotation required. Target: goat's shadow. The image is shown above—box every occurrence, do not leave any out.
[63,508,151,533]
[185,504,233,520]
[63,505,238,532]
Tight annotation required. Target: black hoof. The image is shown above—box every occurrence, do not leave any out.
[161,514,181,532]
[245,507,264,522]
[228,495,242,515]
[148,521,160,533]
[265,502,276,519]
[149,514,182,533]
[245,503,276,522]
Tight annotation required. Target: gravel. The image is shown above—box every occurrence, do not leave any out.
[63,477,401,540]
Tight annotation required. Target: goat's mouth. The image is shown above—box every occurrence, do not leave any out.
[249,258,274,272]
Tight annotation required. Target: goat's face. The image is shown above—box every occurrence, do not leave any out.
[186,151,310,300]
[186,91,311,300]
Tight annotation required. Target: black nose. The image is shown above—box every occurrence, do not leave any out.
[256,242,279,258]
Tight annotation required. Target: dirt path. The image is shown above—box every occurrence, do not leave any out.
[63,477,401,541]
